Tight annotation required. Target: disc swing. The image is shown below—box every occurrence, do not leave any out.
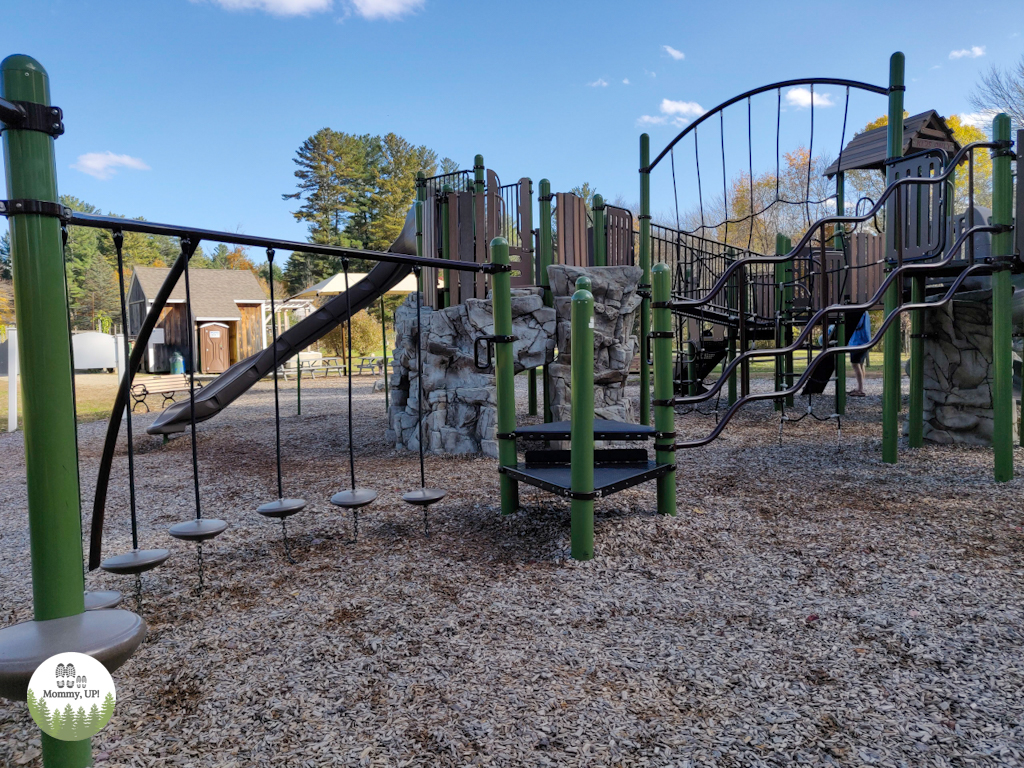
[167,237,229,590]
[255,247,306,561]
[330,258,377,542]
[99,230,170,609]
[400,265,445,535]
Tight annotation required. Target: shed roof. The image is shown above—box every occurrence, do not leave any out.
[132,267,267,321]
[823,111,961,178]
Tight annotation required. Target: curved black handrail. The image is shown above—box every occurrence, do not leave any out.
[673,261,997,449]
[666,141,1006,313]
[672,223,1008,408]
[645,78,888,173]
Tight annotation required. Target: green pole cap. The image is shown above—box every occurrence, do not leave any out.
[540,178,550,192]
[889,52,905,85]
[575,275,593,292]
[993,112,1011,140]
[475,154,484,167]
[652,262,669,276]
[1,54,48,76]
[593,194,604,210]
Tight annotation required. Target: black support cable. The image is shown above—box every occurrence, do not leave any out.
[267,248,283,500]
[343,259,357,491]
[414,265,426,490]
[181,238,203,520]
[670,147,681,231]
[113,231,140,549]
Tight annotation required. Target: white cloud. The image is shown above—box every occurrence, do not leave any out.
[71,152,150,180]
[663,45,685,61]
[784,87,834,109]
[348,0,423,19]
[930,64,942,70]
[645,69,656,78]
[958,110,998,129]
[197,0,423,18]
[199,0,333,14]
[637,115,667,126]
[949,45,985,60]
[622,78,630,85]
[660,99,705,119]
[588,78,609,87]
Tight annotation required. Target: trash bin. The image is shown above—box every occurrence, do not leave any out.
[170,352,185,375]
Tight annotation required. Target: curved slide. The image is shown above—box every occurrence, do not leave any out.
[146,207,416,435]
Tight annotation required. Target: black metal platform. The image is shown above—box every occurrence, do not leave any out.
[500,457,673,500]
[513,419,655,442]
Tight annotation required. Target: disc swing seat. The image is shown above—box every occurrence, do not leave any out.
[401,265,445,535]
[99,231,170,607]
[330,259,377,542]
[255,248,306,562]
[166,237,228,590]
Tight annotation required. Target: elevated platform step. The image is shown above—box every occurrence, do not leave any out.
[513,419,654,442]
[501,454,672,500]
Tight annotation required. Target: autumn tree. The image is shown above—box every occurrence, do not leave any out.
[969,54,1024,130]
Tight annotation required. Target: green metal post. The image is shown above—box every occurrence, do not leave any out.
[592,193,606,267]
[2,53,93,768]
[783,235,795,407]
[834,172,847,416]
[652,263,677,517]
[415,173,426,259]
[991,113,1014,482]
[380,295,389,413]
[473,154,485,199]
[539,179,554,422]
[524,179,538,416]
[440,184,452,309]
[685,267,697,397]
[492,238,519,514]
[639,134,652,426]
[908,276,924,447]
[882,51,905,465]
[726,250,737,406]
[570,276,595,560]
[774,233,786,410]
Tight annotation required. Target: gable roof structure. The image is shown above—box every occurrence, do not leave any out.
[823,110,961,178]
[131,267,267,321]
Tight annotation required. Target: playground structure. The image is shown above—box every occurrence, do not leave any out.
[0,49,1020,768]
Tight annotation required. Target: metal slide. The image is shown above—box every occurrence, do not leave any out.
[146,207,417,435]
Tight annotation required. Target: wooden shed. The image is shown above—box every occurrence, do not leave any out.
[823,110,961,178]
[127,267,268,374]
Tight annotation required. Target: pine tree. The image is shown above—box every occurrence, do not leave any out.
[100,692,115,726]
[88,703,101,735]
[50,707,63,737]
[35,696,50,731]
[63,704,75,739]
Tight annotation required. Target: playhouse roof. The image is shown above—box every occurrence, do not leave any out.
[132,267,267,321]
[823,110,961,178]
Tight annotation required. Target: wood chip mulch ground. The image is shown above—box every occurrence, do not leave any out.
[1,374,1022,767]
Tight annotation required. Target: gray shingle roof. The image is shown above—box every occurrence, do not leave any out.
[132,267,267,320]
[823,111,961,178]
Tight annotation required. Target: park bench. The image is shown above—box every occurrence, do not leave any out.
[130,375,202,413]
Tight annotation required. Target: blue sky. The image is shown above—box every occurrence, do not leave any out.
[3,0,1020,258]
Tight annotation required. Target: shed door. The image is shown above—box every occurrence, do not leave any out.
[200,323,229,374]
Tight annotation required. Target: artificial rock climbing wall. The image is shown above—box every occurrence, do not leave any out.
[546,265,643,424]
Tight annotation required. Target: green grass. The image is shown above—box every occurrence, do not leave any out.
[0,373,119,430]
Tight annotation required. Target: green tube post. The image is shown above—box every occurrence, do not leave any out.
[440,184,452,308]
[834,172,847,416]
[592,193,606,267]
[685,267,697,397]
[492,238,519,514]
[652,263,677,517]
[991,113,1014,482]
[539,179,553,422]
[570,276,595,560]
[639,134,652,426]
[380,295,389,413]
[882,52,905,465]
[2,53,93,768]
[415,173,426,258]
[726,250,738,406]
[908,275,924,447]
[774,233,786,410]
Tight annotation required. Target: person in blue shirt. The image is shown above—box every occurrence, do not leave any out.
[847,312,872,397]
